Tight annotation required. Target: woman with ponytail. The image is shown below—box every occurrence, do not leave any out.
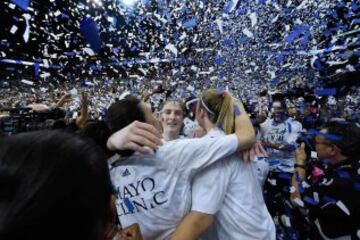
[171,89,275,240]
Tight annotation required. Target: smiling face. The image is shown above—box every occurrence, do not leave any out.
[160,101,184,136]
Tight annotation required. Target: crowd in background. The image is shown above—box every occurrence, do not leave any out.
[0,71,359,240]
[1,72,359,134]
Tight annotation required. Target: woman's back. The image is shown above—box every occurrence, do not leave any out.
[191,129,275,240]
[110,132,239,239]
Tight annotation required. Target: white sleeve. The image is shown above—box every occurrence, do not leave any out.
[285,121,303,144]
[191,161,230,214]
[157,134,238,173]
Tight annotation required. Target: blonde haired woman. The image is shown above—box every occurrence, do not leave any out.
[172,89,275,240]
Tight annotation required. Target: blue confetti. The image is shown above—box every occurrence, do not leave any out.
[315,88,337,96]
[183,18,197,30]
[284,144,296,151]
[63,52,77,57]
[279,172,292,180]
[218,71,226,78]
[173,32,180,42]
[34,63,40,77]
[285,25,310,43]
[236,7,247,15]
[336,170,351,179]
[215,56,225,65]
[238,36,248,44]
[80,17,102,53]
[224,1,234,14]
[234,105,241,116]
[61,12,70,19]
[223,38,233,47]
[0,40,9,47]
[269,159,280,166]
[276,54,284,63]
[354,182,360,191]
[303,196,319,206]
[351,3,359,11]
[11,0,29,11]
[322,195,337,204]
[124,197,135,213]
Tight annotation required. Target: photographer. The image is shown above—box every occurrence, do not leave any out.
[291,122,360,239]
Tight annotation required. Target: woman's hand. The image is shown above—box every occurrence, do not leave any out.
[113,224,143,240]
[242,141,268,162]
[107,121,162,154]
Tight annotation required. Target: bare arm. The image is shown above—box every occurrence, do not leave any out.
[290,143,307,207]
[171,211,214,240]
[242,141,268,162]
[262,141,287,150]
[75,92,89,129]
[53,93,72,109]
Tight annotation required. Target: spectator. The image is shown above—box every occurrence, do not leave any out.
[291,122,360,239]
[159,99,186,141]
[171,90,274,240]
[259,100,303,238]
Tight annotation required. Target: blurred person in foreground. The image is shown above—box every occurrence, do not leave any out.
[0,130,142,240]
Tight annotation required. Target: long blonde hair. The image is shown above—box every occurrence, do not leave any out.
[200,89,235,134]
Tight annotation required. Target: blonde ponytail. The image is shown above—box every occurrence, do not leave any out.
[217,94,235,134]
[201,89,235,134]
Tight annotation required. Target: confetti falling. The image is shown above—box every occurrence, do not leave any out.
[0,0,358,112]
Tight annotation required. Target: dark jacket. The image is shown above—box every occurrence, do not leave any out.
[303,158,360,239]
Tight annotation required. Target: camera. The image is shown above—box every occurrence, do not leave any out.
[0,107,66,135]
[296,132,318,163]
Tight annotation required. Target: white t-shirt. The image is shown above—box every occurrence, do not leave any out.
[259,117,302,172]
[192,129,275,240]
[110,131,238,240]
